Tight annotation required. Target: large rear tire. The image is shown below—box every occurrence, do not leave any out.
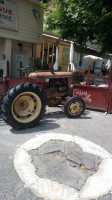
[64,96,85,118]
[1,82,46,129]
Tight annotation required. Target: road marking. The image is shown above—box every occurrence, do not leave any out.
[14,133,112,200]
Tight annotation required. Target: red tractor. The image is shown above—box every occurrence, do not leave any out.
[0,66,85,129]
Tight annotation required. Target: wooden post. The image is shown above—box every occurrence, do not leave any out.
[87,65,91,86]
[7,61,9,77]
[49,63,54,73]
[52,43,54,64]
[20,62,22,78]
[47,43,49,64]
[34,63,36,72]
[36,44,41,58]
[68,64,71,72]
[108,66,112,113]
[42,43,44,66]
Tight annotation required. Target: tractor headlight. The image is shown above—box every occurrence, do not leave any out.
[70,84,74,89]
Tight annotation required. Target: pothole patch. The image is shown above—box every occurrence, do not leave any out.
[30,140,102,191]
[14,133,112,200]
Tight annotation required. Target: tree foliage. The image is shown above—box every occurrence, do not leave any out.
[43,0,112,53]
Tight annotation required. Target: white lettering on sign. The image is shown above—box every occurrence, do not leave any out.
[0,0,17,30]
[74,89,92,103]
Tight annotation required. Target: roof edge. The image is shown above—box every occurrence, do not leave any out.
[26,0,40,6]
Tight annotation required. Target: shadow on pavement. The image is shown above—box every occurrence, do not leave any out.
[46,108,91,119]
[46,111,92,120]
[0,114,7,126]
[10,118,61,135]
[46,110,66,119]
[0,107,91,134]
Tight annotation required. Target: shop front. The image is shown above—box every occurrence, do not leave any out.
[35,33,71,71]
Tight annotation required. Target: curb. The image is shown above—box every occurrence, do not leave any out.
[14,133,112,200]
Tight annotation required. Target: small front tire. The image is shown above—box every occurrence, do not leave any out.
[64,96,85,118]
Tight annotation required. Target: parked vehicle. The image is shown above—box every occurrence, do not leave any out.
[0,66,85,129]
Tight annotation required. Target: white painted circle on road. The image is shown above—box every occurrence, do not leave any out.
[14,133,112,200]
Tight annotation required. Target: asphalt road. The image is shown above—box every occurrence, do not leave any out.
[0,106,112,200]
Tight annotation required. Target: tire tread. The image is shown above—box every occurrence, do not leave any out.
[1,82,46,130]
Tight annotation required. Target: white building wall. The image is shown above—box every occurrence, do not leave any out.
[0,0,43,44]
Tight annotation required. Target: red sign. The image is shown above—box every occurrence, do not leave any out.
[0,0,17,30]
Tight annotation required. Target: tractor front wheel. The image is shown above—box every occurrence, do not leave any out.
[1,83,46,129]
[64,96,85,118]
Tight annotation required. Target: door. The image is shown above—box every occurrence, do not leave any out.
[12,51,27,77]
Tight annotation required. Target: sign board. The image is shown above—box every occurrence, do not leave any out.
[0,0,17,30]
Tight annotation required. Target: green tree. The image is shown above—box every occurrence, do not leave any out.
[43,0,112,53]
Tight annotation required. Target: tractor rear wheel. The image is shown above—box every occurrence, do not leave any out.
[1,82,46,129]
[64,96,85,118]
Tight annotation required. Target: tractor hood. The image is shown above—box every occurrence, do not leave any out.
[29,71,74,79]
